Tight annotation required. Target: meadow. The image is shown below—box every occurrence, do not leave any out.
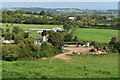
[22,14,53,19]
[0,23,63,30]
[2,54,118,78]
[73,28,118,43]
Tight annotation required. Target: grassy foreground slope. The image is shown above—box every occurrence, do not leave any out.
[74,28,118,43]
[2,54,118,78]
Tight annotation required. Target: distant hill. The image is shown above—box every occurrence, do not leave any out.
[2,7,118,15]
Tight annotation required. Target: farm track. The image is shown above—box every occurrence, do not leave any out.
[50,47,91,63]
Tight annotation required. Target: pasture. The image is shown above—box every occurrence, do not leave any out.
[2,53,118,78]
[74,28,118,43]
[22,14,53,19]
[0,23,63,30]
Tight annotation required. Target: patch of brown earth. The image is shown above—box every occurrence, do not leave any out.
[53,47,91,61]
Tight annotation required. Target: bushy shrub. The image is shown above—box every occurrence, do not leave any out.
[2,44,19,61]
[18,38,38,59]
[109,36,119,53]
[47,31,64,53]
[38,42,56,57]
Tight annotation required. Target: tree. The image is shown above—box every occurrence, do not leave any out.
[2,44,19,61]
[39,42,56,57]
[12,26,23,34]
[15,10,25,14]
[63,21,77,34]
[109,36,119,53]
[23,32,29,38]
[26,11,32,14]
[14,32,24,44]
[40,11,47,15]
[18,38,37,58]
[64,33,73,42]
[6,28,10,32]
[47,31,64,53]
[73,36,78,42]
[33,12,38,15]
[4,32,13,40]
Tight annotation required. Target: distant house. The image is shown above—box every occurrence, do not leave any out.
[34,35,49,45]
[69,17,76,20]
[107,18,112,20]
[34,40,41,45]
[42,35,49,42]
[52,27,63,32]
[25,31,30,33]
[37,31,43,34]
[3,40,14,44]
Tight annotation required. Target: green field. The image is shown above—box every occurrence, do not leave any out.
[2,54,118,78]
[29,33,42,39]
[74,28,118,43]
[17,14,53,19]
[0,23,63,30]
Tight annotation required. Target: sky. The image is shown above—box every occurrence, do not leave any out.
[2,2,118,10]
[1,0,120,2]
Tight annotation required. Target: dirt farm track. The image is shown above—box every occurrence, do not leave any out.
[53,47,92,61]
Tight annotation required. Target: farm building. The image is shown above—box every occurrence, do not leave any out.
[64,42,85,46]
[37,31,43,34]
[52,27,63,32]
[34,35,49,45]
[34,40,41,45]
[69,17,76,20]
[64,42,91,47]
[29,27,63,34]
[3,40,14,44]
[29,27,63,32]
[42,35,49,42]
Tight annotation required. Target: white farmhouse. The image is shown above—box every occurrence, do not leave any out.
[52,27,63,32]
[69,17,76,20]
[42,35,49,42]
[3,40,14,44]
[37,31,43,34]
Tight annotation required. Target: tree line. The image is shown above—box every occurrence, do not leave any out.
[2,10,119,29]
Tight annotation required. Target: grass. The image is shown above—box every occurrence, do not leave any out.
[74,28,118,43]
[2,53,118,78]
[29,33,42,39]
[0,23,63,30]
